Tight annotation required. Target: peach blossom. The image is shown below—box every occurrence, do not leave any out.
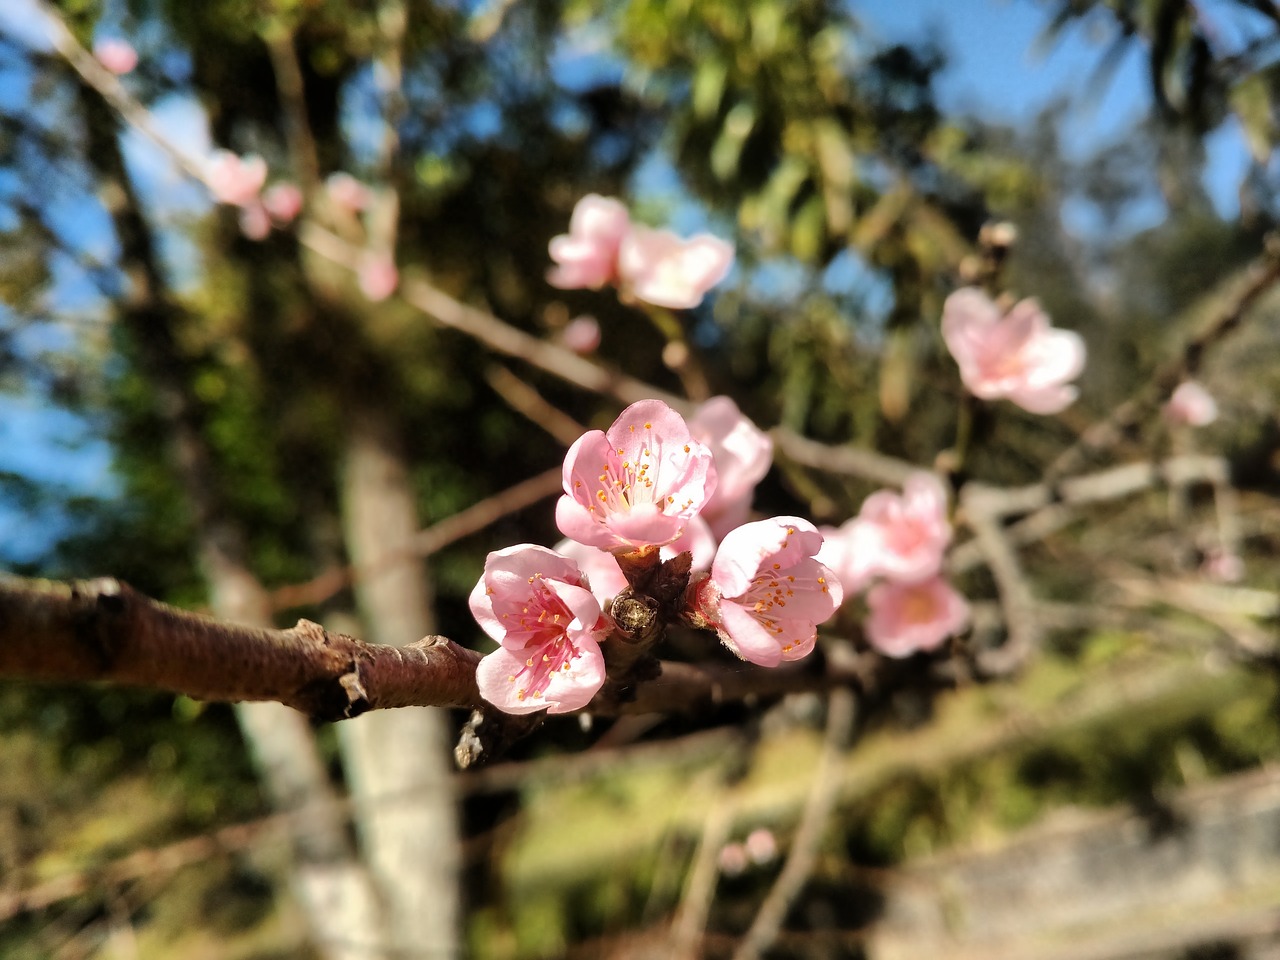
[263,182,304,225]
[547,194,630,290]
[693,517,842,667]
[617,226,734,310]
[942,287,1085,414]
[206,150,267,207]
[94,38,138,75]
[556,399,717,553]
[689,396,772,539]
[470,544,610,714]
[864,575,970,658]
[818,471,952,593]
[1164,381,1218,427]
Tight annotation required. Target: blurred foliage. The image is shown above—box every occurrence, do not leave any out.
[1,0,1280,955]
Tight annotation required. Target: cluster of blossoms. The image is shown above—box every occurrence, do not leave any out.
[547,194,735,310]
[470,398,842,714]
[201,157,395,300]
[819,472,970,658]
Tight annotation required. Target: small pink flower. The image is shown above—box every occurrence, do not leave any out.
[547,194,631,290]
[263,182,304,225]
[1164,381,1218,427]
[689,396,773,539]
[560,315,602,355]
[693,517,842,667]
[470,544,610,714]
[745,828,778,864]
[864,575,970,658]
[942,287,1085,414]
[237,203,272,241]
[557,399,717,553]
[819,471,952,592]
[326,172,373,213]
[206,150,268,207]
[357,253,399,302]
[617,226,734,310]
[718,842,749,877]
[93,38,138,75]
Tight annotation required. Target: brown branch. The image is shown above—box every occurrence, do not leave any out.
[484,365,587,447]
[0,575,482,718]
[770,426,918,487]
[732,685,858,960]
[1045,238,1280,484]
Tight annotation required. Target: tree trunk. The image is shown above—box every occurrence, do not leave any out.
[338,405,462,957]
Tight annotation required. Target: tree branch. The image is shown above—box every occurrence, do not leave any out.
[0,575,482,718]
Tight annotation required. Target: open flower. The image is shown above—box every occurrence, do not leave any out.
[693,517,842,667]
[617,226,734,310]
[557,399,717,553]
[864,575,969,658]
[689,396,773,538]
[471,544,610,714]
[93,38,138,75]
[1164,381,1218,427]
[820,471,952,592]
[942,288,1085,414]
[206,150,268,207]
[547,194,631,290]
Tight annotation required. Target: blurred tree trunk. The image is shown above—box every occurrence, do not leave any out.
[77,79,385,960]
[337,404,462,956]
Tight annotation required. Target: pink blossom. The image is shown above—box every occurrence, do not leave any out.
[547,194,631,290]
[819,471,952,593]
[93,38,138,75]
[864,576,970,658]
[206,150,268,207]
[941,287,1085,414]
[357,253,399,302]
[560,315,602,355]
[470,544,610,714]
[556,399,717,553]
[693,517,842,667]
[617,226,734,310]
[689,396,773,539]
[326,172,373,213]
[1164,381,1218,427]
[745,828,778,864]
[557,516,716,606]
[237,203,271,241]
[263,182,304,225]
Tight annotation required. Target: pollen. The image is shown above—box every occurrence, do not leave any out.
[645,422,652,429]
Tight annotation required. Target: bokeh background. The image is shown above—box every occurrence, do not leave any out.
[3,0,1280,957]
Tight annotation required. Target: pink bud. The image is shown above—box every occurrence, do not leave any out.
[1164,381,1218,427]
[863,576,970,658]
[617,226,734,310]
[357,254,399,302]
[237,203,272,241]
[745,828,778,864]
[941,287,1085,414]
[547,195,631,290]
[93,38,138,76]
[559,315,602,355]
[263,182,304,225]
[206,150,268,208]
